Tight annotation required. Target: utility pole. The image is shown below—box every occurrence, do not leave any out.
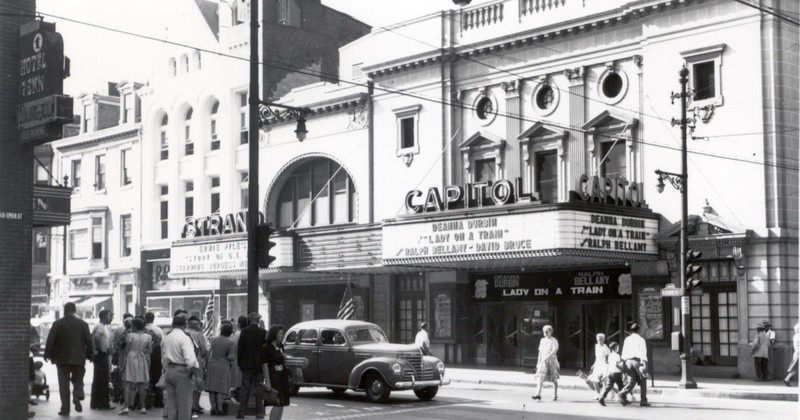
[247,0,260,314]
[676,65,697,389]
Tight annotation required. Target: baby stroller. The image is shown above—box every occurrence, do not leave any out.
[31,372,50,401]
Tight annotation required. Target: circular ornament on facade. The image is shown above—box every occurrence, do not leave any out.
[597,68,628,105]
[472,92,498,127]
[531,80,560,116]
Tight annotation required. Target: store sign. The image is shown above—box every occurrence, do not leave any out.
[382,209,657,263]
[470,268,632,302]
[70,277,112,294]
[182,211,265,238]
[574,174,645,208]
[405,177,535,213]
[17,20,72,145]
[171,240,248,277]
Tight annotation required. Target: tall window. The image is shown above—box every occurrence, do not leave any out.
[194,51,202,70]
[693,61,715,101]
[185,181,194,219]
[599,141,626,180]
[277,159,356,228]
[209,101,220,151]
[182,54,189,74]
[168,58,177,77]
[535,151,558,203]
[71,160,81,190]
[396,274,426,343]
[35,158,50,185]
[210,176,221,214]
[160,114,169,160]
[278,0,302,27]
[239,92,248,145]
[121,149,132,186]
[121,215,132,257]
[83,103,92,133]
[123,92,135,123]
[240,172,249,210]
[400,117,415,149]
[184,108,194,156]
[94,154,106,191]
[474,158,496,183]
[91,217,104,259]
[160,185,169,239]
[69,228,88,259]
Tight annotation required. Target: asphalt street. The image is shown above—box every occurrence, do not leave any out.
[31,361,798,420]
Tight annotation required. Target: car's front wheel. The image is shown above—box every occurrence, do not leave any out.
[413,386,438,401]
[364,373,391,403]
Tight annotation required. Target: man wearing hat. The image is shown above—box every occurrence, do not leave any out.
[763,320,775,380]
[415,322,431,356]
[236,313,267,419]
[618,323,650,406]
[750,323,771,381]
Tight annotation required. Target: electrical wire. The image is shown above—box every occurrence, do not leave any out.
[2,3,798,173]
[731,0,800,26]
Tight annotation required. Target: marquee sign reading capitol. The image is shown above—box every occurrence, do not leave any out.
[383,175,657,265]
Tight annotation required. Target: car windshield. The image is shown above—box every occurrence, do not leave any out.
[347,328,389,343]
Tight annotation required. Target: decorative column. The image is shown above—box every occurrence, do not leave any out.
[634,55,644,184]
[502,79,523,180]
[451,90,464,184]
[564,67,585,184]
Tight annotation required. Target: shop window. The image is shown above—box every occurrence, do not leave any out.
[209,100,220,151]
[682,44,725,107]
[535,151,557,203]
[69,228,88,259]
[690,260,737,366]
[159,114,169,160]
[599,141,626,180]
[91,217,104,259]
[121,149,132,186]
[71,159,82,192]
[146,298,171,318]
[121,215,132,257]
[34,230,49,264]
[226,294,247,320]
[94,154,105,191]
[276,158,356,229]
[184,108,194,156]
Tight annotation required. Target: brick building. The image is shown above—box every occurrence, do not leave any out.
[0,1,38,418]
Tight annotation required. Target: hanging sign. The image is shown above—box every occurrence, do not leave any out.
[469,268,633,302]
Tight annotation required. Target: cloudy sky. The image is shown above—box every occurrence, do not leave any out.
[32,0,489,96]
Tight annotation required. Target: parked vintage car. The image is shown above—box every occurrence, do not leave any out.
[283,319,450,402]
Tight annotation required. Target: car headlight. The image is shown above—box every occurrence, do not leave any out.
[392,363,403,376]
[437,361,445,374]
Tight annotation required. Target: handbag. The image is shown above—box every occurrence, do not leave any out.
[155,370,166,389]
[254,384,280,406]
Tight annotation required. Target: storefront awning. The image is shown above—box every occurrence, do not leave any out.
[74,295,112,308]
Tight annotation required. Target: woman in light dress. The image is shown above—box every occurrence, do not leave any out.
[783,322,800,386]
[588,333,611,400]
[531,325,560,401]
[119,317,152,415]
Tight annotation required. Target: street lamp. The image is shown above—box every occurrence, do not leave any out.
[246,0,312,314]
[657,66,698,389]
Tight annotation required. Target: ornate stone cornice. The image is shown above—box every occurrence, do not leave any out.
[563,67,584,85]
[501,79,521,98]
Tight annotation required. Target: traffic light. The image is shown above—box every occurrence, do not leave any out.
[256,223,276,269]
[685,249,703,291]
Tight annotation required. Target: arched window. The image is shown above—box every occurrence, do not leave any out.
[184,108,194,156]
[277,159,356,228]
[159,114,169,160]
[209,100,220,151]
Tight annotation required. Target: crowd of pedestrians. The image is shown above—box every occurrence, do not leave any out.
[41,302,306,420]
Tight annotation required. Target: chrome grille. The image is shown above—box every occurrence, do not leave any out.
[400,351,433,381]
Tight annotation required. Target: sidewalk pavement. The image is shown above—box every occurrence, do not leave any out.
[445,365,799,402]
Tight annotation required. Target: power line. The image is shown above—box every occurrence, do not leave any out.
[731,0,800,26]
[3,3,797,172]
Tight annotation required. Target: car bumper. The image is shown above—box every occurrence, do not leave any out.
[393,378,451,389]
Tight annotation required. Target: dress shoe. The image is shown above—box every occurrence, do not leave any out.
[531,395,541,401]
[598,398,606,406]
[620,398,631,406]
[784,379,791,387]
[639,402,651,407]
[74,401,82,413]
[58,411,69,417]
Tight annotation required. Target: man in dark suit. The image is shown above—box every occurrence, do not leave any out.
[44,302,94,416]
[236,312,266,419]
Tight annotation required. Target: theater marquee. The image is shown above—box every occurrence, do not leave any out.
[382,209,658,264]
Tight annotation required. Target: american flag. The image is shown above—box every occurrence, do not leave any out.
[203,291,218,343]
[337,280,355,320]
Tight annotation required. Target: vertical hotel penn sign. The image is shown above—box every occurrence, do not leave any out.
[17,20,72,145]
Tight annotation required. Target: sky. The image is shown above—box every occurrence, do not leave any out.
[29,0,492,96]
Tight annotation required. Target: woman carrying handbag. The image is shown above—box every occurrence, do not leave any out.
[260,325,308,420]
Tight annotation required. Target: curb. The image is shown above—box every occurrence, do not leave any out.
[449,378,798,402]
